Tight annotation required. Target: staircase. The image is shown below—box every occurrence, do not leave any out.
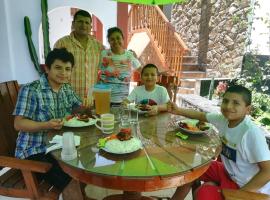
[128,5,207,96]
[180,56,207,94]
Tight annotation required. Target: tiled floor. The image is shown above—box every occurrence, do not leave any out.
[0,184,193,200]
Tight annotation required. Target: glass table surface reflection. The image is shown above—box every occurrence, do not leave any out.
[51,112,221,199]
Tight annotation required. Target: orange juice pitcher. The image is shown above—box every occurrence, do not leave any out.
[93,84,111,115]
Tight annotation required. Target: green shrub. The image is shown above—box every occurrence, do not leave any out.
[236,53,270,130]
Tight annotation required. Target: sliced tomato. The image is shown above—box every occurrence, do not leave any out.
[120,128,131,134]
[65,115,74,121]
[106,134,117,141]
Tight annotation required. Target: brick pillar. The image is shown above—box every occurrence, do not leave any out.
[92,15,103,43]
[117,2,128,48]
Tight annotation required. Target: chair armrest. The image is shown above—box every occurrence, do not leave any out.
[222,189,270,200]
[0,156,52,173]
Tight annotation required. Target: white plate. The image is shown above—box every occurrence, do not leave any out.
[128,104,148,114]
[101,137,142,154]
[178,119,210,135]
[63,117,97,127]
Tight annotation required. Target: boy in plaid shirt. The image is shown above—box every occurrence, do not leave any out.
[13,48,88,199]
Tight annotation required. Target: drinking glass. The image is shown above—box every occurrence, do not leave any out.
[61,132,77,161]
[120,106,130,127]
[128,104,138,124]
[111,105,121,123]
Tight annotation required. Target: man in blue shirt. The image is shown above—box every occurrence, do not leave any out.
[13,48,88,199]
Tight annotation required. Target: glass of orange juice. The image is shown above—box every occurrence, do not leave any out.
[93,84,111,115]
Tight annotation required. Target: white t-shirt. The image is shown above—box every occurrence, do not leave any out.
[127,85,170,105]
[206,113,270,194]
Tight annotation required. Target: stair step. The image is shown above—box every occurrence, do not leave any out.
[180,79,196,88]
[181,63,201,71]
[178,87,195,94]
[179,71,206,79]
[182,56,197,63]
[182,63,207,66]
[172,63,208,71]
[181,78,197,81]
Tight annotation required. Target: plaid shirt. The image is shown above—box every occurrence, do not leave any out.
[13,74,81,159]
[54,32,103,99]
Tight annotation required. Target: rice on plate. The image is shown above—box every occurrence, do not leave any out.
[103,137,142,154]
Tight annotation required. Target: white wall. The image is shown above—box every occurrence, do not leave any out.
[250,0,270,55]
[39,7,73,63]
[0,0,14,82]
[0,0,117,84]
[48,7,73,49]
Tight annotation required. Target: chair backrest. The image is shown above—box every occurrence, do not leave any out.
[222,188,270,200]
[157,74,178,102]
[0,81,61,200]
[0,81,19,157]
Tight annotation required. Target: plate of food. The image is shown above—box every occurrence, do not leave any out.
[178,119,210,135]
[63,114,96,127]
[98,128,142,154]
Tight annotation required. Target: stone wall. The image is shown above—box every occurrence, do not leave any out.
[171,0,251,78]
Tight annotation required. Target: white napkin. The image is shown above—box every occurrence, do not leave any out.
[46,135,80,154]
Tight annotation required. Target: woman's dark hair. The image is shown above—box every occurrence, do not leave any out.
[73,10,91,21]
[45,48,74,69]
[107,27,124,39]
[141,64,159,75]
[224,85,252,106]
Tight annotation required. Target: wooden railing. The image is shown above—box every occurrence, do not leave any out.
[128,5,189,81]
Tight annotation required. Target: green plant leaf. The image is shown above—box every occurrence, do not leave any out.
[24,16,42,75]
[260,117,270,126]
[41,0,51,59]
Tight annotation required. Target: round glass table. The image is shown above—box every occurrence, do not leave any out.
[51,112,221,200]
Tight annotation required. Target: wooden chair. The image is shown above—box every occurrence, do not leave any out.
[222,188,270,200]
[0,81,60,200]
[134,71,179,103]
[157,73,179,103]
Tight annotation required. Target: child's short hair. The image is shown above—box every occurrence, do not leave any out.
[141,64,159,75]
[45,48,75,69]
[224,85,252,106]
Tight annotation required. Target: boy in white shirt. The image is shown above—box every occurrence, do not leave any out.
[123,64,170,116]
[168,85,270,200]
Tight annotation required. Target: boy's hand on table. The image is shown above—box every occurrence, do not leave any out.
[167,101,179,114]
[148,105,158,116]
[48,119,64,130]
